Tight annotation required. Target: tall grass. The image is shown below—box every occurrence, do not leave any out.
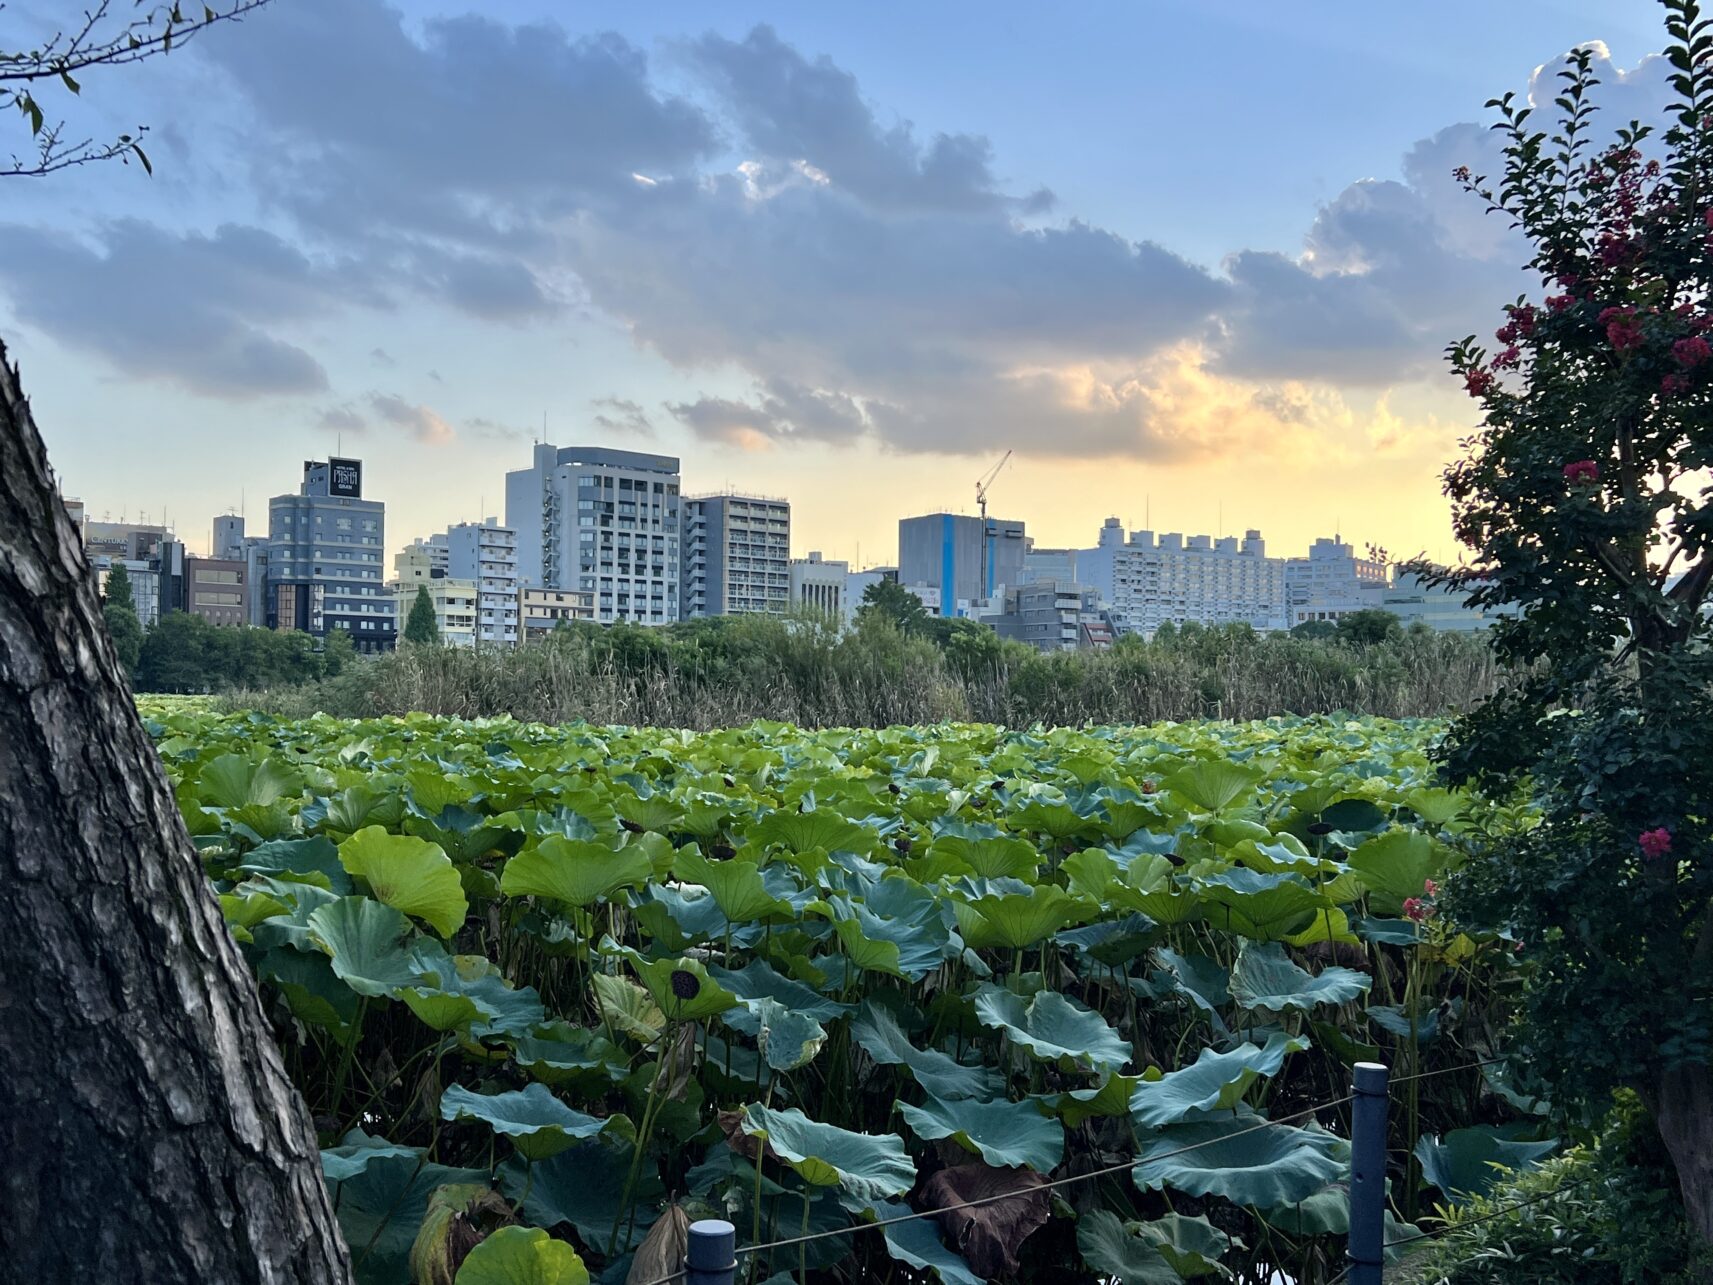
[223,615,1500,728]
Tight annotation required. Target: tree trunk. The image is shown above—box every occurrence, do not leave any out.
[0,342,351,1283]
[1657,1061,1713,1246]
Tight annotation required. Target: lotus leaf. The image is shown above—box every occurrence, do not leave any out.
[1134,1113,1346,1208]
[1131,1034,1308,1128]
[875,1200,984,1285]
[307,896,419,997]
[500,836,651,909]
[338,826,467,937]
[972,985,1132,1074]
[440,1083,609,1162]
[897,1094,1064,1171]
[1347,828,1451,911]
[1229,941,1370,1012]
[1075,1209,1183,1285]
[452,1225,589,1285]
[673,847,792,921]
[849,1001,1005,1101]
[1164,761,1263,812]
[740,1105,915,1208]
[1414,1125,1559,1202]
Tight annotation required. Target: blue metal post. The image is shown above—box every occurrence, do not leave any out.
[687,1218,737,1285]
[1348,1061,1390,1285]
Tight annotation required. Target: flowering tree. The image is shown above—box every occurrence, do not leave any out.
[1433,0,1713,1244]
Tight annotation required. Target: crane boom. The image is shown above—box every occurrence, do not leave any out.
[975,450,1012,520]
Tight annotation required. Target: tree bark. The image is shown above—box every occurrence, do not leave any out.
[0,341,351,1282]
[1657,1061,1713,1246]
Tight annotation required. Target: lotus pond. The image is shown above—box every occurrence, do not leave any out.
[141,705,1543,1285]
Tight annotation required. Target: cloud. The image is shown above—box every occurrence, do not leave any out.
[466,416,532,442]
[367,393,455,445]
[590,396,654,436]
[369,347,396,367]
[318,405,366,433]
[0,220,336,397]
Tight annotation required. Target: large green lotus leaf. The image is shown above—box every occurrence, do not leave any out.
[1229,941,1370,1012]
[612,791,685,836]
[875,1200,983,1285]
[972,985,1132,1074]
[325,784,405,836]
[1402,787,1467,827]
[339,826,467,938]
[751,810,873,855]
[258,946,361,1037]
[640,884,730,947]
[1414,1126,1559,1202]
[1260,1184,1423,1258]
[1282,905,1362,947]
[239,836,352,894]
[709,959,851,1035]
[321,1129,422,1182]
[220,890,288,941]
[849,1001,1005,1101]
[399,949,545,1037]
[329,1154,491,1285]
[500,1137,663,1253]
[591,971,664,1045]
[1114,887,1203,926]
[249,878,345,953]
[404,806,518,864]
[513,1028,629,1091]
[1061,848,1116,902]
[673,847,792,922]
[1075,1209,1183,1285]
[440,1083,609,1162]
[1056,914,1156,968]
[1131,1034,1307,1128]
[1097,799,1163,841]
[1200,870,1326,940]
[406,770,475,819]
[1317,797,1389,834]
[1163,761,1264,812]
[1368,1003,1443,1044]
[1347,829,1451,911]
[501,835,651,909]
[1052,1071,1143,1128]
[1008,800,1096,842]
[954,885,1080,951]
[228,800,297,843]
[1137,1212,1232,1279]
[199,752,300,808]
[307,896,419,998]
[452,1225,589,1285]
[625,952,739,1022]
[740,1105,915,1208]
[924,833,1040,880]
[1153,948,1231,1017]
[1134,1115,1345,1208]
[743,997,828,1071]
[829,914,911,981]
[897,1095,1064,1172]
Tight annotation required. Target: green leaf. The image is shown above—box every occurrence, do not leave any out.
[1076,1209,1184,1285]
[326,1153,489,1285]
[1164,761,1263,812]
[972,985,1132,1074]
[743,997,828,1071]
[1134,1114,1345,1208]
[740,1105,915,1208]
[307,896,418,997]
[751,810,873,855]
[876,1200,984,1285]
[513,1028,629,1091]
[321,1130,421,1182]
[849,1001,1005,1101]
[1200,870,1327,940]
[501,1138,662,1253]
[440,1083,610,1162]
[1346,829,1451,912]
[898,1095,1064,1172]
[591,972,664,1045]
[1136,1213,1232,1279]
[1051,1071,1143,1128]
[674,847,792,921]
[339,825,468,937]
[924,833,1040,880]
[453,1225,589,1285]
[708,959,851,1031]
[954,885,1080,950]
[1414,1126,1559,1202]
[1131,1034,1307,1128]
[199,752,299,808]
[501,835,651,909]
[239,836,351,894]
[624,952,739,1022]
[1228,941,1370,1012]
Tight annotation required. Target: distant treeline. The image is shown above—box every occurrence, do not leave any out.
[214,610,1499,728]
[129,612,356,693]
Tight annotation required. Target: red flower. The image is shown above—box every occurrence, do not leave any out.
[1546,294,1574,312]
[1674,336,1711,368]
[1403,897,1435,923]
[1704,206,1713,228]
[1495,322,1520,344]
[1563,460,1600,485]
[1465,369,1495,397]
[1452,165,1472,183]
[1423,879,1439,897]
[1491,346,1521,370]
[1512,303,1538,336]
[1639,828,1673,860]
[1663,374,1689,395]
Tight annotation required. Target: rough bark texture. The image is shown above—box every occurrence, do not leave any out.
[1657,1061,1713,1246]
[0,342,352,1283]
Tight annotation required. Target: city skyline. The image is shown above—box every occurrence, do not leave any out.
[7,1,1670,569]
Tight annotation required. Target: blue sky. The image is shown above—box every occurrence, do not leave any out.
[2,0,1672,567]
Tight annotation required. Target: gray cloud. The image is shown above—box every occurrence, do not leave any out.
[367,393,455,445]
[318,405,366,433]
[669,378,867,448]
[590,396,654,436]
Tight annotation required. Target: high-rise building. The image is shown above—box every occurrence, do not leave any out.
[445,519,519,646]
[391,544,478,647]
[1021,542,1078,586]
[241,537,271,626]
[505,444,681,625]
[898,513,1026,618]
[267,458,395,652]
[1284,536,1389,626]
[1078,519,1287,634]
[1381,570,1498,632]
[790,551,848,620]
[682,493,791,618]
[212,514,246,561]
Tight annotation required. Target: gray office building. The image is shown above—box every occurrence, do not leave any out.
[505,444,681,625]
[898,513,1027,617]
[267,458,395,651]
[682,493,791,617]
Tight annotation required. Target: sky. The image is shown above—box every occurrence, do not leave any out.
[0,0,1676,568]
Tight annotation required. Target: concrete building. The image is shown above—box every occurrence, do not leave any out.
[445,519,519,646]
[505,444,681,625]
[267,458,395,652]
[898,513,1027,618]
[845,565,898,624]
[1080,519,1287,634]
[96,557,163,627]
[517,587,597,642]
[683,493,791,618]
[1022,543,1078,586]
[212,514,246,561]
[986,580,1123,652]
[180,556,247,626]
[392,544,478,647]
[1382,570,1496,632]
[84,521,172,561]
[1285,536,1390,626]
[241,538,271,626]
[790,551,848,620]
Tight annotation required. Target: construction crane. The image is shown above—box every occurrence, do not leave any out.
[975,450,1012,521]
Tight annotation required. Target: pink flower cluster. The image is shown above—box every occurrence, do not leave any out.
[1639,828,1673,860]
[1403,897,1436,924]
[1673,336,1711,368]
[1464,368,1494,398]
[1599,306,1644,352]
[1563,460,1600,485]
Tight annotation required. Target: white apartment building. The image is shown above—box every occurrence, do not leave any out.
[445,519,519,646]
[517,586,596,642]
[1079,519,1287,634]
[1021,543,1078,586]
[391,545,478,648]
[789,551,848,620]
[682,493,791,617]
[505,445,681,625]
[1284,536,1389,625]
